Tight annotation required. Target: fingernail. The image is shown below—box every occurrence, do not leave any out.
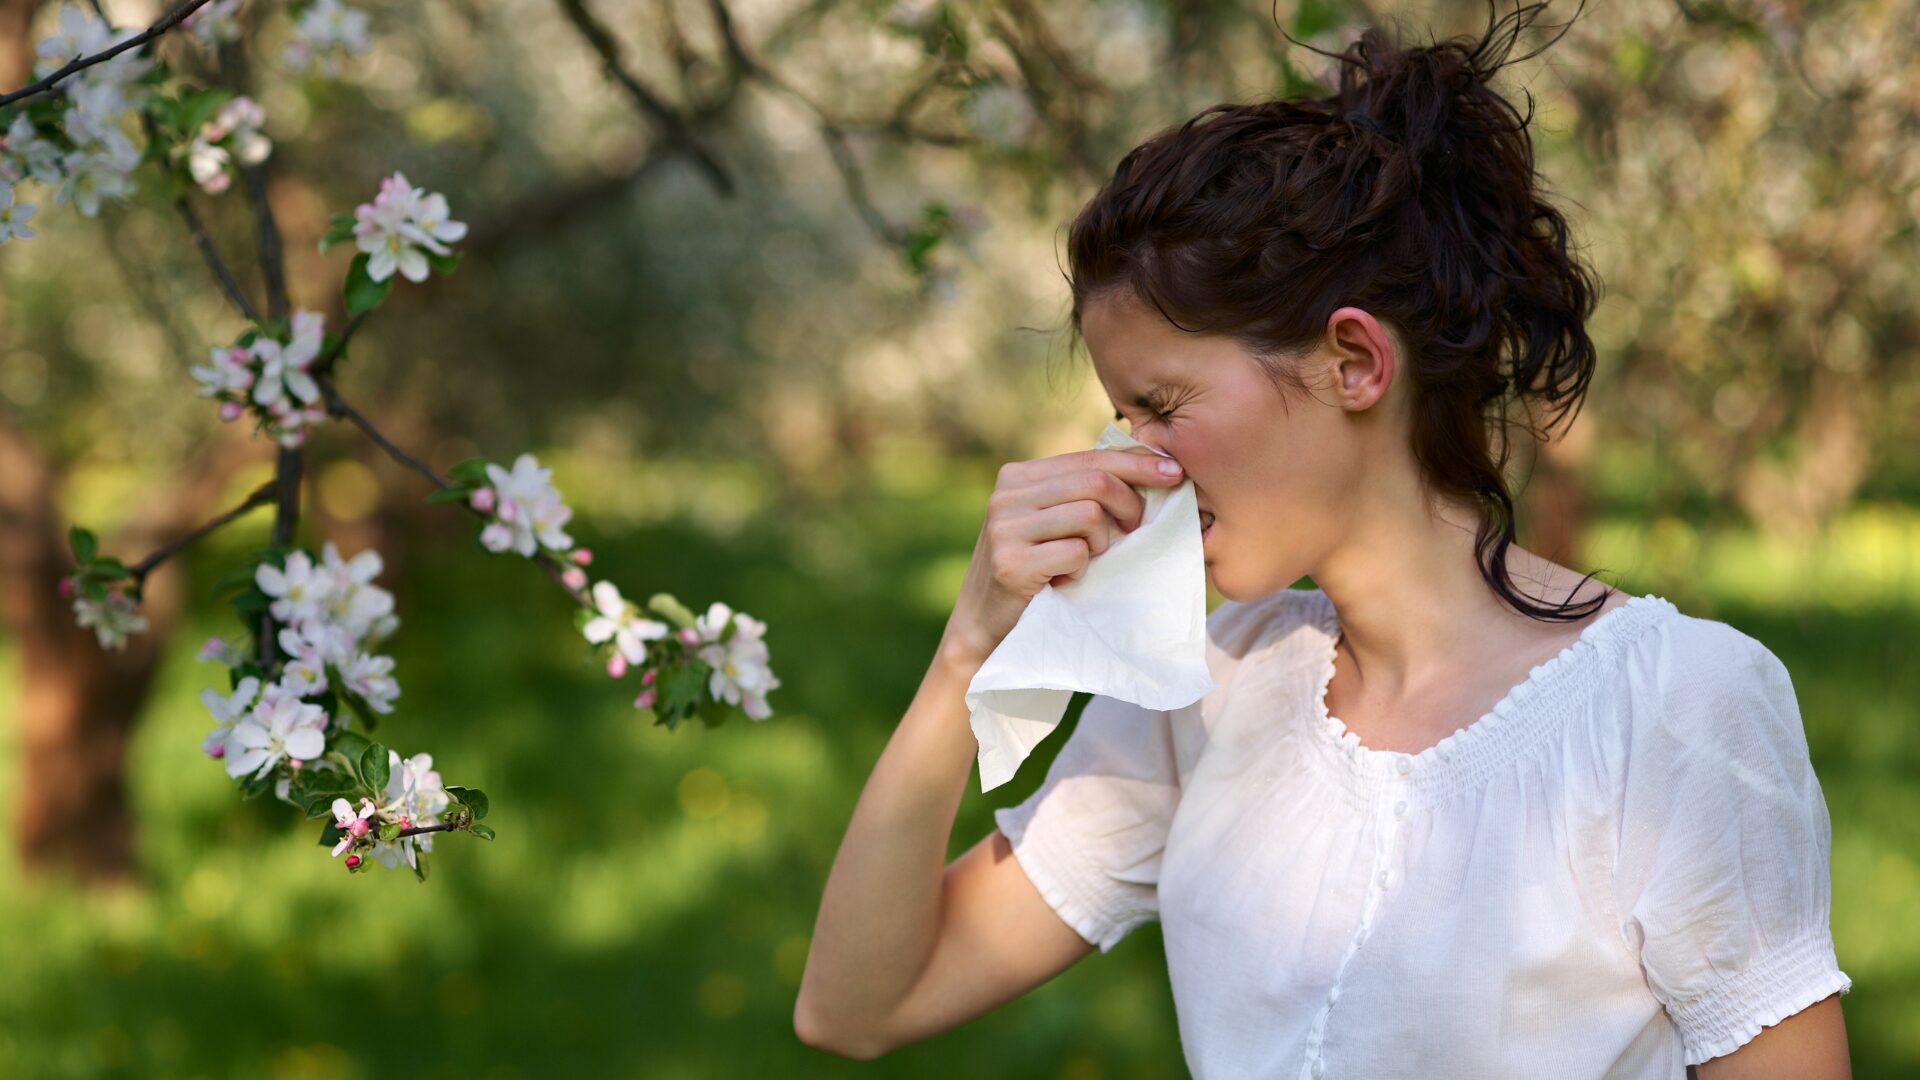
[1158,459,1182,476]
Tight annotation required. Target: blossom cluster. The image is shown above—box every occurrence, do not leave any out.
[61,574,147,650]
[284,0,371,77]
[350,170,467,284]
[582,585,781,722]
[0,7,153,242]
[183,94,272,195]
[190,308,332,447]
[471,453,576,559]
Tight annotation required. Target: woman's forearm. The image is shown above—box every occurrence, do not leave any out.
[794,635,987,1056]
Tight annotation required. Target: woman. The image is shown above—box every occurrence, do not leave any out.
[795,4,1852,1076]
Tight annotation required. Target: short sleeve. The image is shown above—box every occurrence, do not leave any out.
[1609,614,1851,1064]
[991,691,1178,954]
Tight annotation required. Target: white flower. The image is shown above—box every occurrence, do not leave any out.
[0,183,35,244]
[71,590,148,650]
[249,308,324,409]
[256,549,328,627]
[369,750,449,870]
[4,116,65,185]
[316,539,395,642]
[275,622,337,697]
[183,0,245,45]
[351,170,464,283]
[190,344,254,397]
[478,521,514,553]
[285,0,370,77]
[185,97,270,195]
[54,139,138,218]
[223,682,328,780]
[329,795,376,856]
[199,675,261,757]
[582,580,670,665]
[697,609,779,720]
[338,649,399,714]
[481,453,573,557]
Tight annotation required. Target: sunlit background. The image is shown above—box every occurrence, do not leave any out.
[2,0,1917,1076]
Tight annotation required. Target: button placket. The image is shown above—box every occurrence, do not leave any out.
[1299,757,1414,1080]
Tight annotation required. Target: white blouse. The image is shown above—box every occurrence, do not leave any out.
[993,587,1850,1078]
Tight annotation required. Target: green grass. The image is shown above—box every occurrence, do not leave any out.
[1,460,1915,1077]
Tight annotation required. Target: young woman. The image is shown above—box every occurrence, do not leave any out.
[796,5,1852,1076]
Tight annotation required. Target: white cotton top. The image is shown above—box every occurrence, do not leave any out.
[992,587,1850,1078]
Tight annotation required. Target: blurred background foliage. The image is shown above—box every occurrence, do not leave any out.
[1,0,1916,1075]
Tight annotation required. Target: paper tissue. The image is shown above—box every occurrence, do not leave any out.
[966,422,1215,792]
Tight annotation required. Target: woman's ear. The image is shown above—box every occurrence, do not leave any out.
[1322,306,1397,412]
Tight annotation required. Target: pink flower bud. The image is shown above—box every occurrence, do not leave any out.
[570,548,593,566]
[641,667,656,686]
[678,627,700,646]
[606,652,629,679]
[348,817,371,837]
[207,743,226,759]
[634,687,657,710]
[397,816,411,830]
[289,758,305,771]
[470,486,495,513]
[345,854,362,869]
[497,498,518,524]
[219,401,245,422]
[562,567,587,591]
[58,577,74,598]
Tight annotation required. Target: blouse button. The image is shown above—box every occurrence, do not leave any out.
[1311,1059,1325,1078]
[1376,869,1389,888]
[1395,757,1412,776]
[1394,799,1407,818]
[1327,985,1341,1005]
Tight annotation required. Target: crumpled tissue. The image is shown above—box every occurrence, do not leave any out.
[967,421,1214,792]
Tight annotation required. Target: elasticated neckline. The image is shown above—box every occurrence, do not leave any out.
[1299,587,1678,806]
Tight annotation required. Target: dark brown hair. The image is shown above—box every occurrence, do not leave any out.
[1064,1,1615,623]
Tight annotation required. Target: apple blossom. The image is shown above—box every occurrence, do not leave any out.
[352,170,464,283]
[582,580,670,667]
[0,184,36,244]
[479,453,573,557]
[697,609,780,721]
[368,749,449,870]
[284,0,371,78]
[329,796,376,855]
[250,309,324,410]
[71,589,148,650]
[256,549,330,628]
[186,96,272,196]
[561,566,587,592]
[200,675,262,758]
[223,682,328,780]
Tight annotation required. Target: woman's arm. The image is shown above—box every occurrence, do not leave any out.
[1694,992,1850,1079]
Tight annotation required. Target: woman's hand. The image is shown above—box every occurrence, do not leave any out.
[939,446,1185,666]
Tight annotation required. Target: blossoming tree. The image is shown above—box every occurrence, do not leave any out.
[5,0,781,880]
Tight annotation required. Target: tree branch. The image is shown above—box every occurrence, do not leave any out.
[126,478,278,600]
[0,0,216,106]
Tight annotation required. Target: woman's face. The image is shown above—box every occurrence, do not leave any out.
[1080,289,1401,602]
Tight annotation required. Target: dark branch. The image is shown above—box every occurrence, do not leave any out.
[0,0,216,106]
[126,479,278,600]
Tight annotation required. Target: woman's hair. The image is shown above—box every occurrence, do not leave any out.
[1064,1,1614,622]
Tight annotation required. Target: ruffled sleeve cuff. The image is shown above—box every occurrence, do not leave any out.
[1665,929,1853,1065]
[994,801,1156,955]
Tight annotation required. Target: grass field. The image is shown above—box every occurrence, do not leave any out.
[2,456,1914,1078]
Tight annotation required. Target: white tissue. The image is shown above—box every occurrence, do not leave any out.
[966,422,1215,792]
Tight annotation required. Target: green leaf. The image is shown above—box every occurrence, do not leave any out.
[177,86,237,138]
[360,743,391,793]
[69,526,97,565]
[318,212,356,255]
[425,249,460,276]
[343,253,394,317]
[378,821,401,841]
[426,484,474,505]
[447,786,488,821]
[331,729,372,766]
[292,768,358,799]
[319,820,344,848]
[89,556,128,579]
[411,850,430,883]
[470,823,496,841]
[446,457,493,484]
[305,795,338,820]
